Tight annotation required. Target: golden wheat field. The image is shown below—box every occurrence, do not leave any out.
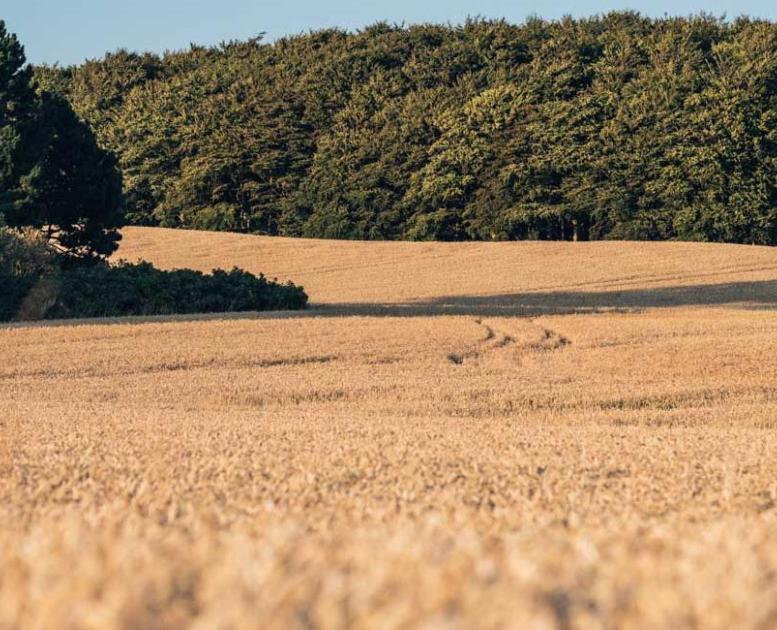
[3,227,777,629]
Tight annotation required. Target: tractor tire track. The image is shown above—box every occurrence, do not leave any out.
[447,318,570,365]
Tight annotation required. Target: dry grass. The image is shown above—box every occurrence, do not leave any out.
[2,227,777,628]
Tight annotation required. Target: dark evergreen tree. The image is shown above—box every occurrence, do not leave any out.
[1,21,124,259]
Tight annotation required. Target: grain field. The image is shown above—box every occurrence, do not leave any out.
[2,227,777,628]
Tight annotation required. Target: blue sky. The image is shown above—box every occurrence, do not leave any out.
[5,0,777,66]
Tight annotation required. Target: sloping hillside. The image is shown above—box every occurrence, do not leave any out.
[118,226,777,309]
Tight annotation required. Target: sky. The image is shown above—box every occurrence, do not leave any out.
[4,0,777,66]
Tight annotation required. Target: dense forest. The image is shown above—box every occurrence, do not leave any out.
[36,13,777,243]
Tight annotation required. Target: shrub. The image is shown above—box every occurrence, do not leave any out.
[0,227,55,320]
[44,261,308,320]
[0,226,55,277]
[1,226,308,321]
[0,273,36,321]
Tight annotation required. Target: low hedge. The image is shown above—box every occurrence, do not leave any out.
[0,228,55,320]
[1,259,308,322]
[0,273,38,321]
[44,261,308,319]
[1,226,308,321]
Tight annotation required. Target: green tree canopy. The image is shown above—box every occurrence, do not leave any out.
[34,14,777,245]
[1,21,124,259]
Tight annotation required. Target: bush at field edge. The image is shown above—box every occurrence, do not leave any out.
[44,261,308,320]
[1,228,308,321]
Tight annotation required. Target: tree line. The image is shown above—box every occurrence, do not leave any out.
[19,14,777,244]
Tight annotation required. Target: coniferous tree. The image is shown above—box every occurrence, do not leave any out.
[1,21,124,259]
